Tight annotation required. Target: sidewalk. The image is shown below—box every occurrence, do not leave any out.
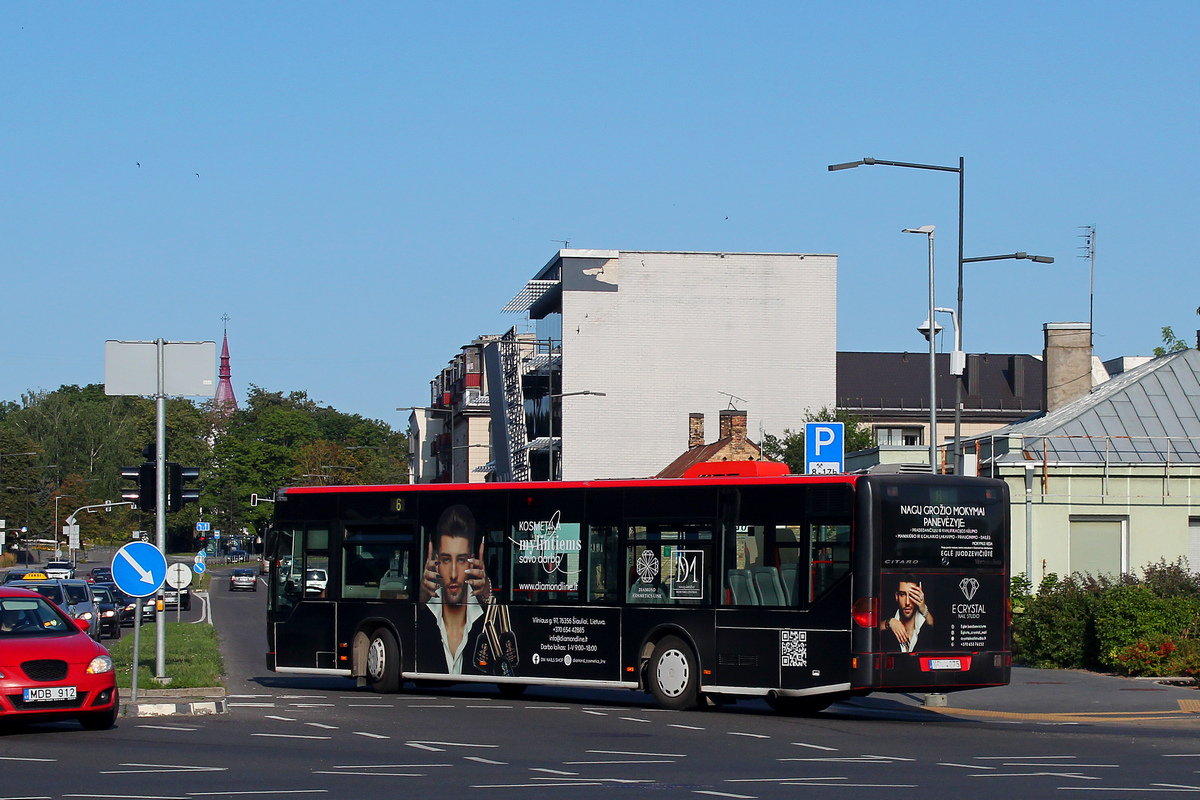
[849,667,1200,725]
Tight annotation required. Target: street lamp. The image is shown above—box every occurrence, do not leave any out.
[548,391,607,481]
[903,225,938,471]
[830,156,964,465]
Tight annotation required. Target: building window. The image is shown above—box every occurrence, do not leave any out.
[876,427,922,447]
[1069,517,1127,577]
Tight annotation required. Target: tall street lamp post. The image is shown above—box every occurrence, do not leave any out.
[903,226,938,471]
[830,156,964,466]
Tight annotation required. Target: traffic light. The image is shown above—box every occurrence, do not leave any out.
[168,463,201,513]
[119,463,156,512]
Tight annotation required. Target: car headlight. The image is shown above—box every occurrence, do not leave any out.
[77,612,94,621]
[102,610,116,618]
[87,655,113,675]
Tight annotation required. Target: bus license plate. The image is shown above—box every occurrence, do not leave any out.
[929,659,962,671]
[24,686,76,702]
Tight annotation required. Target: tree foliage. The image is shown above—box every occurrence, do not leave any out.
[0,383,406,554]
[761,407,875,473]
[1153,306,1199,357]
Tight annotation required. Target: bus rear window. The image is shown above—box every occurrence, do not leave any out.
[880,483,1005,569]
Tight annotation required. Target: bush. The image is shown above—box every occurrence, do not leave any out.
[1012,558,1200,676]
[1093,586,1200,669]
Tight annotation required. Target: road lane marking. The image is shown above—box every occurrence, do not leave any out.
[0,755,57,761]
[620,717,651,723]
[313,771,424,777]
[408,741,498,748]
[251,733,331,740]
[532,768,578,775]
[137,725,197,732]
[354,732,389,739]
[465,757,507,765]
[101,764,225,774]
[728,732,769,739]
[940,763,996,769]
[328,764,452,769]
[288,703,334,708]
[670,724,705,730]
[694,792,756,799]
[582,710,607,716]
[588,750,687,757]
[405,743,444,752]
[229,703,276,708]
[563,760,675,765]
[306,723,338,729]
[792,742,837,751]
[264,715,296,721]
[468,705,512,709]
[186,792,328,796]
[349,704,394,708]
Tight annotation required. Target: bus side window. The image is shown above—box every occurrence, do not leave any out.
[809,523,851,601]
[587,525,620,603]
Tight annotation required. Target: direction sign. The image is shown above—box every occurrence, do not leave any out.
[196,522,211,532]
[166,562,192,590]
[804,421,845,475]
[194,561,206,575]
[111,541,168,598]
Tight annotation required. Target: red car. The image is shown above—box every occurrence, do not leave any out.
[0,586,119,729]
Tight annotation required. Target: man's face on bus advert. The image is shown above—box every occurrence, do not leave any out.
[896,581,920,621]
[436,535,472,606]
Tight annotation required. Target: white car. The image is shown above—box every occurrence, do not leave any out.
[44,561,74,580]
[304,569,328,595]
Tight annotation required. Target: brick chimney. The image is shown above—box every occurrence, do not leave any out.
[719,409,747,442]
[688,413,705,449]
[1043,322,1093,413]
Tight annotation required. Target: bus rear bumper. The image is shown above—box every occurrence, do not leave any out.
[857,651,1011,692]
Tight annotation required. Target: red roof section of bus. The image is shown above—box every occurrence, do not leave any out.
[282,472,856,496]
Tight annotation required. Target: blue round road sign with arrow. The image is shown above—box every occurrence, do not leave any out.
[111,541,168,598]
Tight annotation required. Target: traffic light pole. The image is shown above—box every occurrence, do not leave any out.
[155,339,167,680]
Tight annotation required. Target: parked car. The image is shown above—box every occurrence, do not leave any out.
[229,568,257,592]
[0,586,119,729]
[87,584,122,640]
[9,579,101,640]
[304,568,328,596]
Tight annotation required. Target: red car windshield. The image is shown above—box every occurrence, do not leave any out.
[0,596,74,638]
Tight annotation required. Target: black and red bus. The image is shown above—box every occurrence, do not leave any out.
[264,473,1009,712]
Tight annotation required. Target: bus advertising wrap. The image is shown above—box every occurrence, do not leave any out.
[880,484,1005,569]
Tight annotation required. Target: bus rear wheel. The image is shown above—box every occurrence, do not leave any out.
[648,636,699,711]
[366,629,401,694]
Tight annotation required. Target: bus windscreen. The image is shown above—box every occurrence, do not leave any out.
[879,482,1005,569]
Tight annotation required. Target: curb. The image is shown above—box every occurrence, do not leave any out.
[120,686,228,718]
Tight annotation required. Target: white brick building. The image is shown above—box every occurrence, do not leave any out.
[485,249,837,481]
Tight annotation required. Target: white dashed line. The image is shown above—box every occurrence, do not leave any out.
[728,732,769,739]
[792,742,837,751]
[354,732,390,739]
[251,733,332,740]
[464,756,508,765]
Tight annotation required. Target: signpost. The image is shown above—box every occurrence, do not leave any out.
[804,421,845,475]
[111,541,168,703]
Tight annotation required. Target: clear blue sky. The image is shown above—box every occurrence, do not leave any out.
[3,3,1196,426]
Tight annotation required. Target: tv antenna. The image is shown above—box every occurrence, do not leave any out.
[1078,225,1095,343]
[551,239,571,249]
[717,391,747,410]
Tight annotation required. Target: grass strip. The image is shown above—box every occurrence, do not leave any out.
[107,621,224,689]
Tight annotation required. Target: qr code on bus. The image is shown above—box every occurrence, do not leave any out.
[781,629,807,667]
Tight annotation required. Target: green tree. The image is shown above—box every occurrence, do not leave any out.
[761,407,874,473]
[1153,306,1199,357]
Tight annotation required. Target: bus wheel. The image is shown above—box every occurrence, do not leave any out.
[765,693,834,716]
[365,629,401,694]
[649,636,699,711]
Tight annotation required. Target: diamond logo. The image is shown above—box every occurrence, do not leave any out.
[636,550,660,584]
[959,577,980,601]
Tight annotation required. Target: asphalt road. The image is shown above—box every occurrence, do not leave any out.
[3,559,1200,799]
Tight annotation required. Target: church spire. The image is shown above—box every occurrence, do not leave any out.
[215,313,238,414]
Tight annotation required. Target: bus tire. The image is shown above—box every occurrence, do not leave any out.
[365,629,401,694]
[648,635,699,711]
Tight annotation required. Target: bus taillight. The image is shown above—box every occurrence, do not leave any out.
[852,597,877,628]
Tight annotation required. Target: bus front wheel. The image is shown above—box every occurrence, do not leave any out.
[648,635,699,711]
[366,629,401,694]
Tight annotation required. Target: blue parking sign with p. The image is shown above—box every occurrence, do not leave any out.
[805,422,844,475]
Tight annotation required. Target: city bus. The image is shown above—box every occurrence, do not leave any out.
[264,473,1010,712]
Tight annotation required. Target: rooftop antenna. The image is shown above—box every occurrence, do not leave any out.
[1078,226,1095,344]
[551,239,571,249]
[717,391,747,410]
